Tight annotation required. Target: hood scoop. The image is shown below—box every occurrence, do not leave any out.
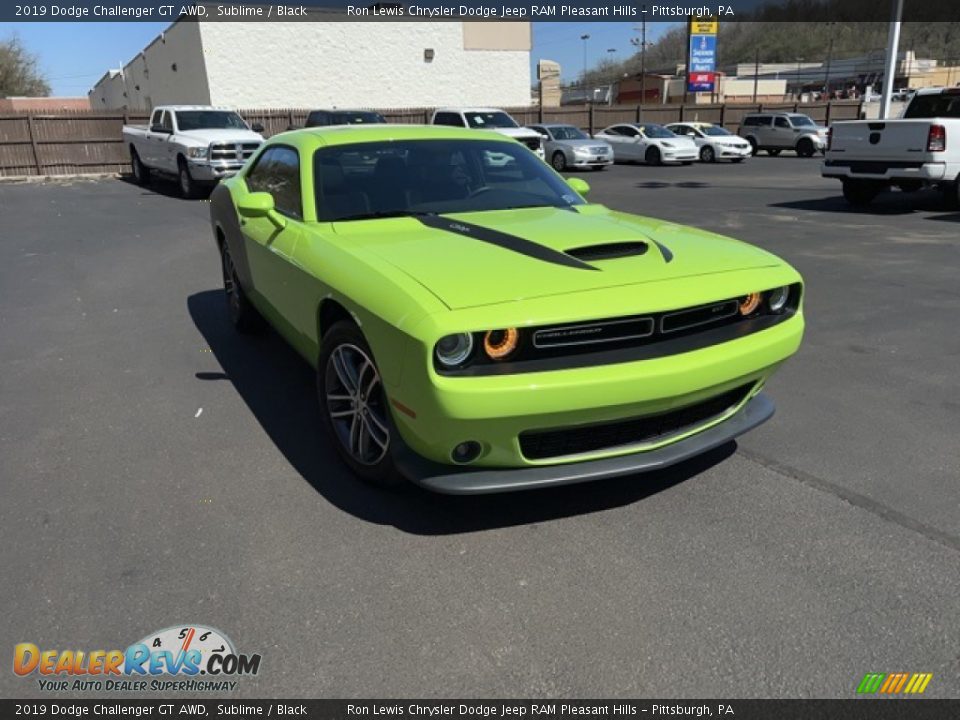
[566,241,649,262]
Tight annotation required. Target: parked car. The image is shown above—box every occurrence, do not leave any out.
[665,122,752,163]
[823,86,960,206]
[527,123,613,171]
[209,124,804,493]
[288,109,387,131]
[431,108,544,159]
[123,105,264,198]
[593,123,698,165]
[738,112,827,157]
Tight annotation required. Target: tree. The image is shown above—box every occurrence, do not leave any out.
[0,35,50,97]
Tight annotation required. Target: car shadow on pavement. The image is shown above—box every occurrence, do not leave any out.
[771,190,949,216]
[118,174,211,201]
[188,289,735,535]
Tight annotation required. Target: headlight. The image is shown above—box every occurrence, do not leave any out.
[738,292,762,316]
[187,146,208,160]
[483,328,519,360]
[767,286,790,313]
[574,147,590,155]
[435,333,474,367]
[662,141,674,148]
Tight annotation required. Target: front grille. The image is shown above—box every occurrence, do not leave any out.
[518,384,753,460]
[661,300,739,334]
[590,146,609,154]
[209,142,260,162]
[533,315,654,348]
[523,138,542,152]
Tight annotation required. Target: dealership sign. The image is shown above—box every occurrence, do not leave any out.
[687,18,718,93]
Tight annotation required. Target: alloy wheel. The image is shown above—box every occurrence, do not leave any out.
[324,344,390,465]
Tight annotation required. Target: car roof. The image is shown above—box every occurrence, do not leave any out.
[308,108,383,113]
[537,123,579,128]
[666,121,714,127]
[270,123,512,148]
[434,107,509,113]
[915,86,960,96]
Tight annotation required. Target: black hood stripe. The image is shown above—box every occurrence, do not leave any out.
[651,239,674,263]
[417,215,599,272]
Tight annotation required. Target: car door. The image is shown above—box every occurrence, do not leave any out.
[240,145,308,342]
[769,116,792,148]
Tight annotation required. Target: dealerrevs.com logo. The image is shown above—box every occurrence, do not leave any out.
[13,625,262,692]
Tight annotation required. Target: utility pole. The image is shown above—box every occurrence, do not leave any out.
[580,33,590,101]
[824,24,836,96]
[630,16,651,118]
[880,0,904,119]
[753,47,759,102]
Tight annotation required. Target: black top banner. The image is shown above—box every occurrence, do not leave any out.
[5,0,960,23]
[3,700,960,720]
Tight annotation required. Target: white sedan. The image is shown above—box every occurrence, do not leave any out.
[593,123,698,165]
[666,122,752,163]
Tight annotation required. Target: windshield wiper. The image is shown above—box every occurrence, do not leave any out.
[333,210,437,221]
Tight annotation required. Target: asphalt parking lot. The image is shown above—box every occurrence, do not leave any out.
[2,157,958,699]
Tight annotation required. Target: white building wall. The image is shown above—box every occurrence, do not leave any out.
[197,22,531,108]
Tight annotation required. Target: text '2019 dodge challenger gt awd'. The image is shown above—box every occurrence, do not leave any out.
[210,125,804,494]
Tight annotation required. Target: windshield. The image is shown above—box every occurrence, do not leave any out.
[175,111,248,131]
[789,115,816,127]
[313,139,584,222]
[549,125,589,140]
[638,124,675,139]
[903,93,960,119]
[464,112,519,129]
[702,125,733,136]
[331,111,386,125]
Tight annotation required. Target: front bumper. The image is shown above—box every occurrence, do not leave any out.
[394,392,774,494]
[663,151,698,163]
[718,145,752,159]
[187,160,245,182]
[571,154,613,167]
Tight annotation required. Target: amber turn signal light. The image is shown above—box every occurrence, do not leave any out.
[738,293,762,316]
[483,328,519,360]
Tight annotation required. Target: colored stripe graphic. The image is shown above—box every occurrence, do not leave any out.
[857,672,932,694]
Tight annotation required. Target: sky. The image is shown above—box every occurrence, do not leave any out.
[0,20,679,97]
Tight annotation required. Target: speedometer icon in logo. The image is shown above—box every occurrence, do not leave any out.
[133,625,236,675]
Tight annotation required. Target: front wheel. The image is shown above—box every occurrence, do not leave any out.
[551,151,567,172]
[842,179,882,207]
[796,138,816,158]
[178,157,200,199]
[645,146,662,166]
[700,146,716,163]
[319,321,402,488]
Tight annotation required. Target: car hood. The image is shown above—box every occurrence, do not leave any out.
[332,205,782,310]
[558,138,611,149]
[658,136,697,149]
[176,128,264,144]
[491,127,542,141]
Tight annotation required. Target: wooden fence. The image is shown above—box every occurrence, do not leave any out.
[0,101,863,178]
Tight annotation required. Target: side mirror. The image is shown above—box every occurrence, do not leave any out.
[238,192,286,228]
[567,177,590,196]
[251,122,265,134]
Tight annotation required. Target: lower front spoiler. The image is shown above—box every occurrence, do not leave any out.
[392,392,775,495]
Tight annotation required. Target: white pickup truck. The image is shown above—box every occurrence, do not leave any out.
[123,106,264,198]
[431,108,545,159]
[822,87,960,207]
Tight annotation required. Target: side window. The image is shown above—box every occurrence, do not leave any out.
[150,109,162,128]
[246,146,302,220]
[434,112,465,127]
[674,125,692,135]
[160,111,174,133]
[307,111,329,127]
[775,117,790,128]
[619,126,639,137]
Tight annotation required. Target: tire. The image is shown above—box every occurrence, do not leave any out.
[700,146,716,163]
[940,178,960,209]
[767,148,782,157]
[551,151,567,172]
[220,241,265,334]
[796,138,816,158]
[645,146,662,166]
[842,180,881,207]
[131,148,150,186]
[318,321,402,488]
[746,137,758,156]
[177,157,199,199]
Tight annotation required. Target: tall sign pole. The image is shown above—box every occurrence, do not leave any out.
[687,16,719,102]
[880,0,904,119]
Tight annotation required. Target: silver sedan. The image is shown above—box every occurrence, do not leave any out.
[527,123,613,172]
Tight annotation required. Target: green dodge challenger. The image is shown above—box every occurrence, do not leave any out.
[209,125,804,493]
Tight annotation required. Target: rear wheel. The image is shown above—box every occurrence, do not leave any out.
[318,321,402,488]
[551,151,567,172]
[131,148,150,186]
[700,146,716,163]
[220,242,265,334]
[645,146,662,166]
[842,179,882,207]
[796,138,816,158]
[941,177,960,209]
